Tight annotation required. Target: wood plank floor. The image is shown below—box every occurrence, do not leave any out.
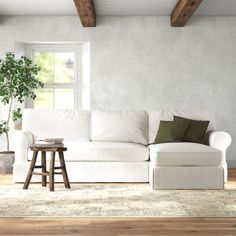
[0,169,236,236]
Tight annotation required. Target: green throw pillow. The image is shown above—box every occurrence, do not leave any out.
[174,116,209,144]
[154,120,188,144]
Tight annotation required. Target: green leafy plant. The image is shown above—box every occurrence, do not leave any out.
[0,52,43,152]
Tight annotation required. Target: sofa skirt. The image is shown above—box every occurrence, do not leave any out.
[13,161,149,183]
[149,165,224,190]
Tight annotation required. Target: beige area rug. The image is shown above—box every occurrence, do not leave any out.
[0,183,236,217]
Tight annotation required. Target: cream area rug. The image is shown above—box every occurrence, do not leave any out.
[0,183,236,217]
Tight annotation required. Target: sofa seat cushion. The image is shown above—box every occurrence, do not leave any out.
[149,143,223,166]
[28,142,148,162]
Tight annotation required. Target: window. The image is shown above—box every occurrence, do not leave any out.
[27,45,81,109]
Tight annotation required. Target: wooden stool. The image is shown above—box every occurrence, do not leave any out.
[23,147,71,191]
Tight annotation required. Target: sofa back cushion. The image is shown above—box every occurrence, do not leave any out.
[91,111,148,145]
[22,109,90,141]
[148,109,216,144]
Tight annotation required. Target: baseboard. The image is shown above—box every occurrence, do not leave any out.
[228,160,236,168]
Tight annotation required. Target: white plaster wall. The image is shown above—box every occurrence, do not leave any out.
[0,16,235,165]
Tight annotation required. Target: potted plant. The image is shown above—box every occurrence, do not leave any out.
[0,52,43,173]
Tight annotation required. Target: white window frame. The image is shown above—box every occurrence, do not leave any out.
[26,43,82,109]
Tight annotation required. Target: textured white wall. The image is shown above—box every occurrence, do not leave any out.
[0,16,235,165]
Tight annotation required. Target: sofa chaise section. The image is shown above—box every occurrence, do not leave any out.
[149,143,224,189]
[148,109,231,189]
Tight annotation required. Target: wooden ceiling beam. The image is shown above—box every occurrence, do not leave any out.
[171,0,203,27]
[74,0,96,27]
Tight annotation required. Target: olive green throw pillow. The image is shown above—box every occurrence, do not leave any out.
[154,121,188,144]
[174,116,209,143]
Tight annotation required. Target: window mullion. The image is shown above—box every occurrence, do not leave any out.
[53,88,55,109]
[44,83,75,89]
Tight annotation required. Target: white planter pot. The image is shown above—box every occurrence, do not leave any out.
[0,152,15,174]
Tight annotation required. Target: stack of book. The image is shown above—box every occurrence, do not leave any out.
[32,138,64,148]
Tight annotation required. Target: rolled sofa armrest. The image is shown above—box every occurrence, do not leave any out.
[209,131,232,152]
[12,131,34,162]
[209,131,231,182]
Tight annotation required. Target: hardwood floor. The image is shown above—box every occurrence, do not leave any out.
[0,169,236,236]
[1,217,236,236]
[228,168,236,182]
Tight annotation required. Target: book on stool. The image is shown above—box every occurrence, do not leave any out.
[32,137,64,148]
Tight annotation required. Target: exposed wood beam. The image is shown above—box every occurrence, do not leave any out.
[74,0,96,27]
[171,0,203,27]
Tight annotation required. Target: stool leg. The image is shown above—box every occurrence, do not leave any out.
[23,151,38,189]
[59,151,71,189]
[41,151,47,187]
[49,151,55,191]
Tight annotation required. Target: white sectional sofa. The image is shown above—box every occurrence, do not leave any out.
[13,109,232,189]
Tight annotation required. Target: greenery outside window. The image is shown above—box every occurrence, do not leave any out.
[27,45,80,109]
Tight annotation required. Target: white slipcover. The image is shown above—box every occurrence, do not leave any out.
[14,162,149,183]
[91,111,148,145]
[149,143,223,166]
[150,166,224,190]
[22,109,90,141]
[13,109,231,188]
[28,141,149,162]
